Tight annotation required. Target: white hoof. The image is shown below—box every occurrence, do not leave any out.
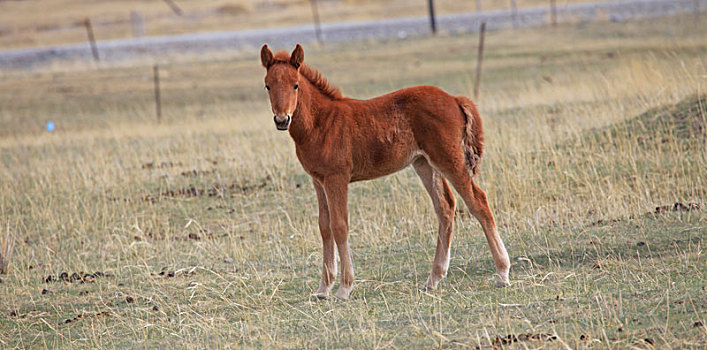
[423,276,439,291]
[334,287,352,300]
[495,272,511,288]
[495,279,511,288]
[315,280,333,300]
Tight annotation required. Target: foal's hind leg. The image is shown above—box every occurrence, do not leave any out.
[413,157,456,290]
[446,170,510,287]
[425,147,511,287]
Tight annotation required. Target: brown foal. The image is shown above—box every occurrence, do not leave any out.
[261,44,510,300]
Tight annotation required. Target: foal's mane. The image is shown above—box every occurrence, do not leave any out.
[273,51,343,100]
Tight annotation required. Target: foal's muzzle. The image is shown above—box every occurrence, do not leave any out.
[274,115,291,131]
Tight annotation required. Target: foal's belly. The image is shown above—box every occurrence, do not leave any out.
[349,141,419,182]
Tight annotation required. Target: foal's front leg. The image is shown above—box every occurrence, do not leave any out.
[313,180,336,299]
[321,175,354,300]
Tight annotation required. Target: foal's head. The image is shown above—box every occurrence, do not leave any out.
[260,44,304,131]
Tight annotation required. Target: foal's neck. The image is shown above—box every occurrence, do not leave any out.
[288,79,335,145]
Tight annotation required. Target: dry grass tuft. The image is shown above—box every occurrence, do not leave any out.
[614,94,707,141]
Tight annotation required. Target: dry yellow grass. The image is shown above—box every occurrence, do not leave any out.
[0,15,706,348]
[1,0,619,49]
[0,229,16,275]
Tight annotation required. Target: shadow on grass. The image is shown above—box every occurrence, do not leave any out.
[518,215,704,272]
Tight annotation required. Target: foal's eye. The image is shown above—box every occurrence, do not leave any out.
[265,85,270,91]
[294,84,299,90]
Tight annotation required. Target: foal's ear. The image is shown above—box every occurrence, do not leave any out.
[290,44,304,69]
[260,44,274,68]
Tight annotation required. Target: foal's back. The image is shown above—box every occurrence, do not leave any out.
[336,85,467,181]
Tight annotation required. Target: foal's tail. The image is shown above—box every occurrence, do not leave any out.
[456,96,484,175]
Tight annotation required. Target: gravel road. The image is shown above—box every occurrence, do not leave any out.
[0,0,703,70]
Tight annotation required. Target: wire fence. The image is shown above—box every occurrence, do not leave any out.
[0,0,703,138]
[0,0,703,71]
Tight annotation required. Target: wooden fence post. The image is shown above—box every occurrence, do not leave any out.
[428,0,437,34]
[550,0,558,26]
[309,0,323,44]
[162,0,183,16]
[476,0,482,13]
[510,0,518,29]
[153,65,162,123]
[83,18,100,62]
[473,22,486,100]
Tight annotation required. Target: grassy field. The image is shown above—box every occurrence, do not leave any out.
[0,0,619,50]
[1,14,707,348]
